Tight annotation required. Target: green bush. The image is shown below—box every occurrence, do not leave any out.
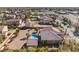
[27,47,37,52]
[38,46,48,52]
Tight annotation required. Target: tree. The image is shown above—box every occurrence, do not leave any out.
[16,28,20,33]
[26,10,32,19]
[51,14,58,20]
[0,35,5,43]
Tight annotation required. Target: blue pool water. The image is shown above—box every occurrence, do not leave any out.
[30,34,39,39]
[74,31,79,37]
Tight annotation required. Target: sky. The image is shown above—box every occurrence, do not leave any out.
[0,0,79,7]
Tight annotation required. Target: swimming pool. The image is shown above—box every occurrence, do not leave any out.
[74,31,79,37]
[30,34,39,39]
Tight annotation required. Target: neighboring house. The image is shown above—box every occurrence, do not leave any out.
[31,16,40,21]
[21,14,26,19]
[6,14,16,19]
[31,16,40,18]
[39,16,53,25]
[0,26,8,37]
[16,14,26,19]
[40,27,64,45]
[56,10,67,14]
[4,19,19,25]
[18,21,31,29]
[16,14,21,19]
[70,11,78,14]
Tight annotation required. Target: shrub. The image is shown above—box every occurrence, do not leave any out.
[27,47,37,52]
[38,46,48,52]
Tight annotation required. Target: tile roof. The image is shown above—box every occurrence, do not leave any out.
[40,28,64,41]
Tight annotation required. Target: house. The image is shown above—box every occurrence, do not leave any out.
[18,20,31,29]
[70,11,78,14]
[31,16,40,21]
[39,16,53,25]
[6,14,16,19]
[56,10,67,14]
[4,19,19,25]
[40,27,64,45]
[0,26,8,37]
[16,14,26,19]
